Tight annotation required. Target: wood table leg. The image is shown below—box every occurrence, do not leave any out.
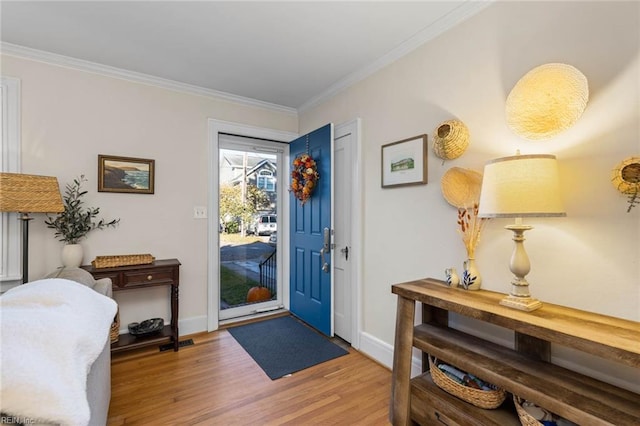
[389,295,416,425]
[172,284,179,351]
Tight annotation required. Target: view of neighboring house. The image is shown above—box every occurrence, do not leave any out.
[220,151,278,211]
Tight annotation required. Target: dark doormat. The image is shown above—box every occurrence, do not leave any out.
[159,339,194,352]
[227,316,348,380]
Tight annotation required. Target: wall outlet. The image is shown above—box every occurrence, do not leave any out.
[193,206,207,219]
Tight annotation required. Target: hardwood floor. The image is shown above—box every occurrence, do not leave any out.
[108,326,392,425]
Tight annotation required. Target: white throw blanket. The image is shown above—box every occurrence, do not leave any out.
[0,279,117,426]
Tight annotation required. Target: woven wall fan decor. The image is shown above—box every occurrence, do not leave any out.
[506,63,589,140]
[432,119,470,160]
[440,167,483,208]
[611,156,640,212]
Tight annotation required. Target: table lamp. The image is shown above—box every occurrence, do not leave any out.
[0,173,64,283]
[478,154,565,311]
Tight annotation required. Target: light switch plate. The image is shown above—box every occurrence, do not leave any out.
[193,206,207,219]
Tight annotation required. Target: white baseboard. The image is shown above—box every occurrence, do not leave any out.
[179,315,208,337]
[1,278,21,294]
[358,331,422,376]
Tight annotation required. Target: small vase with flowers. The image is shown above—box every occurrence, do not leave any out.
[457,203,489,290]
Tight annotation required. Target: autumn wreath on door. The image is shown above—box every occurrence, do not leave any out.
[290,153,319,205]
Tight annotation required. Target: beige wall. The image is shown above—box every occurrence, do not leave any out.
[2,0,638,390]
[1,54,297,331]
[300,1,639,387]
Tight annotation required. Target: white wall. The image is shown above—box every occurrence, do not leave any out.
[1,54,297,333]
[300,1,639,389]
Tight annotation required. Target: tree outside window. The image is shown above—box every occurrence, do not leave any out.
[220,184,270,235]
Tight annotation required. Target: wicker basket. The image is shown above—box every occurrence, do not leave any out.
[110,310,120,343]
[432,119,470,161]
[440,167,483,208]
[429,356,506,409]
[611,156,640,195]
[92,254,155,269]
[513,396,543,426]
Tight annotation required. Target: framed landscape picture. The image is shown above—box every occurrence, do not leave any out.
[98,155,155,194]
[381,134,428,188]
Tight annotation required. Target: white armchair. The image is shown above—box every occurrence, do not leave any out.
[0,272,116,426]
[42,267,115,425]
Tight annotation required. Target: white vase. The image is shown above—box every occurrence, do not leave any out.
[445,267,460,288]
[462,258,482,290]
[62,244,84,267]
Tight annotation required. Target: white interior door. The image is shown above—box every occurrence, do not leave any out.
[333,122,357,343]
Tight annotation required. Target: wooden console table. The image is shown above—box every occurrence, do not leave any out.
[390,278,640,425]
[82,258,181,353]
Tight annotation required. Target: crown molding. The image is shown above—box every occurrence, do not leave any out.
[0,42,297,116]
[298,0,493,113]
[1,1,492,116]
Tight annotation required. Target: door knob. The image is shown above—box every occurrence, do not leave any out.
[321,249,330,273]
[340,246,349,260]
[320,227,331,273]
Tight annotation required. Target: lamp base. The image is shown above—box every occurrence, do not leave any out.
[500,294,542,312]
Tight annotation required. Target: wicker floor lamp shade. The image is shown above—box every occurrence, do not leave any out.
[506,63,588,140]
[0,173,64,213]
[0,173,64,283]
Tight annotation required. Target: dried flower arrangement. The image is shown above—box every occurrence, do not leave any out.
[457,203,489,258]
[290,153,320,205]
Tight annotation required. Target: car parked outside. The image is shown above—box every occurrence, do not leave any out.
[252,214,277,236]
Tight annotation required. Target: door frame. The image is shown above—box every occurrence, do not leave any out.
[207,119,297,332]
[218,135,286,321]
[206,117,363,346]
[334,118,363,349]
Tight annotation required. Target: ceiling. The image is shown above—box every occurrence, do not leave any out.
[1,1,490,111]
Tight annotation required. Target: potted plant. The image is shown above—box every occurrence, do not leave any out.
[45,175,120,267]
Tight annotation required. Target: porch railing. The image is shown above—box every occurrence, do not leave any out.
[259,249,277,296]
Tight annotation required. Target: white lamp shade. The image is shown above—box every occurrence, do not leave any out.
[478,154,566,218]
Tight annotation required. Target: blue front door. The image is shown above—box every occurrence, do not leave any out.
[289,124,333,336]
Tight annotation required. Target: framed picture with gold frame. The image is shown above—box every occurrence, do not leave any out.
[381,134,428,188]
[98,155,155,194]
